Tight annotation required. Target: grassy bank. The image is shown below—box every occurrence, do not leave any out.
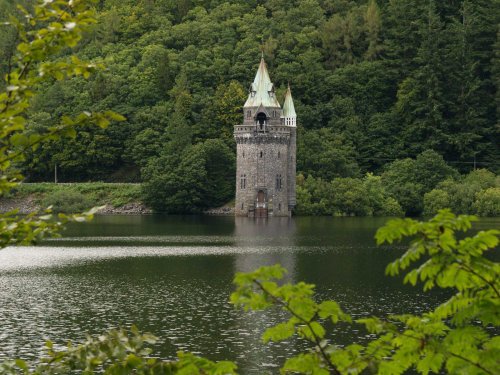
[8,183,143,213]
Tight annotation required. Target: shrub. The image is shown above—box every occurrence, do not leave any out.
[330,177,371,216]
[435,169,499,214]
[41,191,93,213]
[473,187,500,216]
[423,189,450,216]
[295,174,405,217]
[382,150,458,215]
[379,197,404,216]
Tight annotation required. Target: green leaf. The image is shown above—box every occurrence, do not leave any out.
[125,353,142,367]
[9,133,29,147]
[14,359,28,371]
[298,322,326,341]
[283,353,330,375]
[416,351,444,374]
[104,110,127,122]
[262,321,295,343]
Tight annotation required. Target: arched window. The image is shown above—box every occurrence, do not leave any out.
[256,112,266,129]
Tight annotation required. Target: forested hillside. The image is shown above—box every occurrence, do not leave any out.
[0,0,498,214]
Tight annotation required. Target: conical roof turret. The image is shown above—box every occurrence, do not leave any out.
[244,57,281,108]
[282,84,296,117]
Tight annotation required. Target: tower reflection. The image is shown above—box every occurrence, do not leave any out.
[231,217,298,373]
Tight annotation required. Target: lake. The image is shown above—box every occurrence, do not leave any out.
[0,215,498,373]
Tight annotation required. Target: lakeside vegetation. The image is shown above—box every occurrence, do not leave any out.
[5,149,499,216]
[7,183,142,213]
[5,162,499,217]
[297,151,500,217]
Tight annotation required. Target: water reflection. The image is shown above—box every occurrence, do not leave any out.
[233,217,297,272]
[233,218,299,373]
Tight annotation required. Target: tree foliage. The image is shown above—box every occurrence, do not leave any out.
[0,0,125,246]
[142,139,235,213]
[0,0,495,186]
[424,169,500,216]
[0,327,237,374]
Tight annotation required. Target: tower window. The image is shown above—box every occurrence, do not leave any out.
[276,174,282,190]
[241,202,244,209]
[246,110,251,119]
[279,203,281,211]
[278,151,280,159]
[260,151,263,158]
[240,174,247,189]
[256,112,266,127]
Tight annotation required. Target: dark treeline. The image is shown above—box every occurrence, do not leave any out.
[0,0,498,214]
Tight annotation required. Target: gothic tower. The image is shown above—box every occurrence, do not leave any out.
[234,57,297,217]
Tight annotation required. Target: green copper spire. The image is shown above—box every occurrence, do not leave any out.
[244,57,281,108]
[282,84,296,118]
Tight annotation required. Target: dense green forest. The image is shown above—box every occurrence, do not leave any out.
[0,0,499,214]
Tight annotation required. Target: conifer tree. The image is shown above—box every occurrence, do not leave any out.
[395,0,446,156]
[444,0,486,165]
[364,0,383,61]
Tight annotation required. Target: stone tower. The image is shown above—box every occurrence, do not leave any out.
[234,57,297,217]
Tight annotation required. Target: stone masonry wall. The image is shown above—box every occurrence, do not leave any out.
[287,127,297,209]
[235,127,291,217]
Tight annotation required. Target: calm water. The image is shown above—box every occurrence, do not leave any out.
[0,215,498,373]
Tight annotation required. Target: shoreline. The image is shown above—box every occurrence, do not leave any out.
[0,197,153,215]
[0,196,236,216]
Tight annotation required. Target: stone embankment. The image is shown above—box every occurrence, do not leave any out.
[0,197,40,214]
[94,203,153,215]
[0,197,152,215]
[203,206,235,215]
[0,196,235,215]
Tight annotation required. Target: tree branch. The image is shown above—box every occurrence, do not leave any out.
[253,279,340,375]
